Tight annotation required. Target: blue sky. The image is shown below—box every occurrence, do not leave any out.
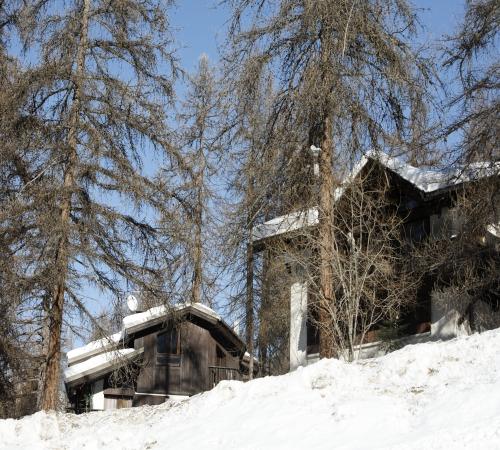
[171,0,466,73]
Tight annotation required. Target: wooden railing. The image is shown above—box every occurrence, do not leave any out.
[209,366,241,387]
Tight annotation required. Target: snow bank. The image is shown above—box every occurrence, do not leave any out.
[3,329,500,450]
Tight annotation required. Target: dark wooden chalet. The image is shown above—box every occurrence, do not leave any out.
[252,150,499,370]
[64,303,253,413]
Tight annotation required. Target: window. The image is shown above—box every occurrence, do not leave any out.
[216,345,226,367]
[157,329,179,354]
[404,218,428,243]
[156,329,180,365]
[430,207,464,239]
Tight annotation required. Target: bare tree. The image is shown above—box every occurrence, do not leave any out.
[312,167,420,360]
[224,0,436,358]
[418,176,500,334]
[443,0,499,164]
[218,62,280,378]
[421,0,500,335]
[174,55,223,306]
[0,0,49,417]
[0,0,181,411]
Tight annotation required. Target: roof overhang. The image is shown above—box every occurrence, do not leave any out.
[65,347,144,387]
[67,331,124,367]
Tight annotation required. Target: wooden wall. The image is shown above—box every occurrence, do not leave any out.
[134,320,241,400]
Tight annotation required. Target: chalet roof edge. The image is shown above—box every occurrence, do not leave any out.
[64,347,144,386]
[252,150,499,242]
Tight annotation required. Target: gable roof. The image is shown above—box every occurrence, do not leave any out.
[122,302,221,335]
[253,150,499,242]
[64,302,245,385]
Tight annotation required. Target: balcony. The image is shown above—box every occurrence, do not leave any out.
[209,366,242,387]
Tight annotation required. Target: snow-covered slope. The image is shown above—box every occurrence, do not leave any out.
[3,329,500,450]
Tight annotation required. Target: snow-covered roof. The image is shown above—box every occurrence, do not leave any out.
[67,331,124,366]
[370,151,499,193]
[65,302,231,380]
[252,208,318,241]
[64,347,143,385]
[253,151,499,242]
[123,302,221,334]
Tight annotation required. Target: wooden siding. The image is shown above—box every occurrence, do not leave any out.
[135,320,242,397]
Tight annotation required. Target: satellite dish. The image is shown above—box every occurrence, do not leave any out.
[126,294,139,313]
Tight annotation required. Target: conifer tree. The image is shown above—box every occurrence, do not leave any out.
[3,0,180,410]
[175,55,221,306]
[224,0,436,357]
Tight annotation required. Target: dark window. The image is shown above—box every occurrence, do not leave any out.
[157,329,179,355]
[156,329,180,365]
[404,218,428,243]
[216,345,226,367]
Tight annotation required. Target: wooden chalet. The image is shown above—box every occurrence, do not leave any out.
[253,150,500,370]
[64,303,253,413]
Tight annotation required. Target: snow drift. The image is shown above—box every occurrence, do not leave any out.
[2,329,500,450]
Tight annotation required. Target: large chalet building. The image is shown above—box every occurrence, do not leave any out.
[253,151,499,370]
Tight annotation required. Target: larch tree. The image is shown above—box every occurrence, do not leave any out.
[0,0,49,417]
[443,0,499,163]
[224,0,436,358]
[6,0,181,411]
[220,62,279,378]
[174,55,222,306]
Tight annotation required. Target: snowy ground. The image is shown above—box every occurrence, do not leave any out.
[2,329,500,450]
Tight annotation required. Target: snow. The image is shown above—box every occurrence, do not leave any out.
[252,208,318,241]
[373,151,499,193]
[66,331,124,366]
[4,329,500,449]
[487,223,500,238]
[64,348,143,384]
[122,301,221,332]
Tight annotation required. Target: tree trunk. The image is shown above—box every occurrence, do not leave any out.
[40,0,91,411]
[36,295,50,409]
[246,240,254,379]
[317,114,335,359]
[257,248,270,376]
[192,169,203,304]
[246,158,255,380]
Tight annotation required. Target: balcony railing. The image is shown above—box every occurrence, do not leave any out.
[209,366,241,387]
